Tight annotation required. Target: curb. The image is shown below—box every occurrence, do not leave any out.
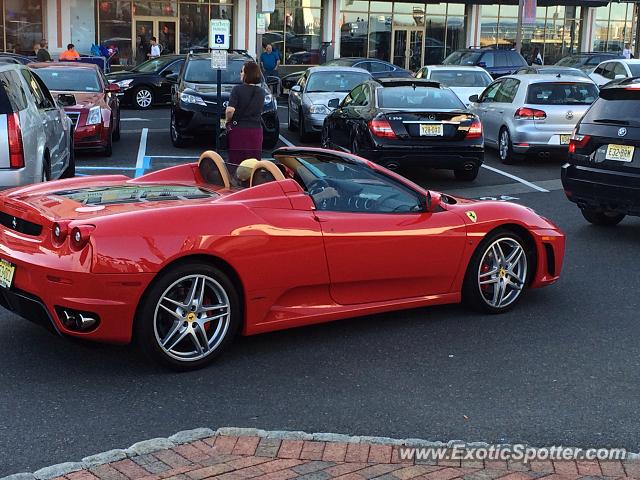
[4,427,639,480]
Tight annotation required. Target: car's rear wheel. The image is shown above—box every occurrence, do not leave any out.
[463,230,530,314]
[454,164,479,181]
[580,207,625,226]
[135,262,241,371]
[112,111,121,142]
[104,128,113,157]
[498,128,520,165]
[134,86,154,110]
[170,112,189,147]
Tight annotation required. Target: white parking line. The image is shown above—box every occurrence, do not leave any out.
[121,118,150,122]
[135,128,149,177]
[278,134,296,147]
[480,164,549,193]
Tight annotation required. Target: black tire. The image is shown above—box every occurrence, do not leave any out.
[580,207,625,226]
[41,156,51,182]
[103,129,113,157]
[61,134,75,179]
[299,112,312,143]
[133,86,154,110]
[321,123,331,148]
[170,112,189,148]
[462,229,531,314]
[454,165,479,181]
[497,127,521,165]
[112,110,121,142]
[135,261,241,371]
[350,135,359,155]
[287,106,298,131]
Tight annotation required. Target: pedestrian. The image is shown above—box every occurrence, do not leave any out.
[531,47,543,65]
[59,43,81,61]
[36,39,52,62]
[149,37,161,58]
[623,43,632,59]
[224,61,265,173]
[260,43,281,79]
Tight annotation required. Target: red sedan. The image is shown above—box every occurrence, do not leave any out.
[30,62,121,156]
[0,148,565,370]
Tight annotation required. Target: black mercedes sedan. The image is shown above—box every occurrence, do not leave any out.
[562,77,640,226]
[170,52,279,148]
[321,78,484,181]
[106,55,185,109]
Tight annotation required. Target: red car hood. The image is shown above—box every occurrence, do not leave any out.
[51,91,105,109]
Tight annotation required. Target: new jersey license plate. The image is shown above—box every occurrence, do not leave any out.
[420,124,443,136]
[0,259,15,289]
[605,144,634,162]
[560,134,571,145]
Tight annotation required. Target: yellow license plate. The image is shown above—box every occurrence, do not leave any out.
[420,124,443,136]
[220,118,227,129]
[560,134,571,145]
[605,144,634,162]
[0,259,15,289]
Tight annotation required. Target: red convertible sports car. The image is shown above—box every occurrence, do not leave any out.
[0,147,565,370]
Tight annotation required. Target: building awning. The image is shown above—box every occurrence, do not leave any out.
[425,0,624,5]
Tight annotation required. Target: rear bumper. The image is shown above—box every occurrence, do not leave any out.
[0,167,37,189]
[561,163,640,215]
[361,145,484,170]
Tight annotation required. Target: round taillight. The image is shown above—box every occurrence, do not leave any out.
[52,222,69,244]
[69,225,96,250]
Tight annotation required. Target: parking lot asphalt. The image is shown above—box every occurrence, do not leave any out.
[1,103,639,476]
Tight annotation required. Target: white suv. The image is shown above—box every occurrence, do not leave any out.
[0,64,74,189]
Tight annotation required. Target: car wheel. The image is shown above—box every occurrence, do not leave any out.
[104,128,113,157]
[350,135,360,155]
[580,207,625,226]
[170,112,189,148]
[299,112,312,142]
[287,107,298,131]
[321,123,330,148]
[112,111,121,142]
[41,156,51,182]
[61,133,75,179]
[498,128,519,165]
[135,262,241,371]
[454,164,479,181]
[134,86,154,110]
[462,230,530,314]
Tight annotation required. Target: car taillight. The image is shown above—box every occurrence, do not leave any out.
[368,118,397,139]
[7,112,24,169]
[70,225,96,250]
[568,133,590,153]
[52,221,70,244]
[514,107,547,120]
[465,119,483,139]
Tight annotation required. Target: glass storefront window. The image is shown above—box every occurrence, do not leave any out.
[340,11,368,57]
[368,14,391,60]
[98,1,133,65]
[592,3,634,53]
[0,6,5,52]
[4,0,44,55]
[179,3,209,53]
[133,2,178,16]
[70,0,97,54]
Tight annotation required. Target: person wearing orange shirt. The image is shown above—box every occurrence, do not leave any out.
[59,44,80,61]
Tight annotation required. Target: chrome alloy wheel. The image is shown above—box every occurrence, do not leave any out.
[153,274,231,362]
[499,130,509,161]
[136,89,153,108]
[477,237,527,309]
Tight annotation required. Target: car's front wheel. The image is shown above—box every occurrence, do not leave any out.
[321,123,330,148]
[299,112,312,142]
[170,112,189,148]
[135,262,241,371]
[580,207,625,226]
[463,230,531,314]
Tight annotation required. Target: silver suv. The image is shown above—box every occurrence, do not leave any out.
[0,64,74,188]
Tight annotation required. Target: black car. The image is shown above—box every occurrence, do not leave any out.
[0,53,34,65]
[281,57,412,94]
[322,78,484,180]
[555,52,624,72]
[106,55,185,109]
[443,48,527,78]
[562,77,640,225]
[170,52,279,148]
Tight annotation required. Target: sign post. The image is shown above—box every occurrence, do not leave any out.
[209,19,230,152]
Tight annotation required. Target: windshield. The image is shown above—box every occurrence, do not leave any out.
[325,59,355,67]
[35,68,101,92]
[306,71,369,93]
[184,59,251,84]
[540,68,589,78]
[377,86,465,109]
[555,56,585,67]
[443,51,482,66]
[526,82,598,105]
[429,70,492,87]
[133,57,178,73]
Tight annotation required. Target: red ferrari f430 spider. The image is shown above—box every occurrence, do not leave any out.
[0,148,565,370]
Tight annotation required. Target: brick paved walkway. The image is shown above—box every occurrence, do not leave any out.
[36,432,640,480]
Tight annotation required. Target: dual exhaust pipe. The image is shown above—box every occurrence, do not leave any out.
[58,308,99,332]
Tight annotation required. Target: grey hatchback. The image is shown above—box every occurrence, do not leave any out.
[0,64,74,188]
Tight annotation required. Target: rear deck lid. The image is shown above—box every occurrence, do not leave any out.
[525,81,598,132]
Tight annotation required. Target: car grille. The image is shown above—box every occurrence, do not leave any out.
[0,211,43,236]
[66,112,80,126]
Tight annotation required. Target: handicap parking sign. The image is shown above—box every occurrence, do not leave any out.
[209,19,230,50]
[215,34,225,45]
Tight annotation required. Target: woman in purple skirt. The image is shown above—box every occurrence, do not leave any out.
[225,61,265,174]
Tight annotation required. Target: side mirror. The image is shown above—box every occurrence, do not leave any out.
[291,85,301,93]
[478,61,487,68]
[57,93,76,107]
[166,73,179,82]
[328,98,340,108]
[614,74,626,80]
[417,191,434,212]
[469,94,479,103]
[106,83,121,94]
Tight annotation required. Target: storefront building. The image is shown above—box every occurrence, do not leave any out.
[1,0,638,69]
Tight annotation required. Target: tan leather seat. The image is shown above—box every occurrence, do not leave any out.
[249,160,285,187]
[198,151,231,189]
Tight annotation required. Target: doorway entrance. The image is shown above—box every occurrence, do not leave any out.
[133,17,179,64]
[391,27,424,71]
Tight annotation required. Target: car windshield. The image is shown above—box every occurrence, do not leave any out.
[555,56,586,67]
[628,64,640,76]
[184,59,247,84]
[429,70,492,87]
[377,86,465,109]
[306,71,370,93]
[443,51,482,66]
[583,87,640,126]
[35,68,101,92]
[540,68,589,78]
[133,57,178,73]
[526,82,598,105]
[324,59,355,67]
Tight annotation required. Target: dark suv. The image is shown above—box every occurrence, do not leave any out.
[170,52,279,148]
[555,52,624,72]
[443,48,527,78]
[562,77,640,225]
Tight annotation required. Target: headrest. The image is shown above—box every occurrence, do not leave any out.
[250,160,286,187]
[236,158,259,182]
[198,151,231,189]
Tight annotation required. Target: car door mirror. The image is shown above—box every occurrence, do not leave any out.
[469,94,479,103]
[417,191,435,212]
[328,98,340,108]
[478,61,487,68]
[291,85,301,93]
[166,73,179,82]
[615,74,626,80]
[57,93,76,107]
[106,83,121,94]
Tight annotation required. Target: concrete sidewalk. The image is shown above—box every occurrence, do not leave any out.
[7,429,639,480]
